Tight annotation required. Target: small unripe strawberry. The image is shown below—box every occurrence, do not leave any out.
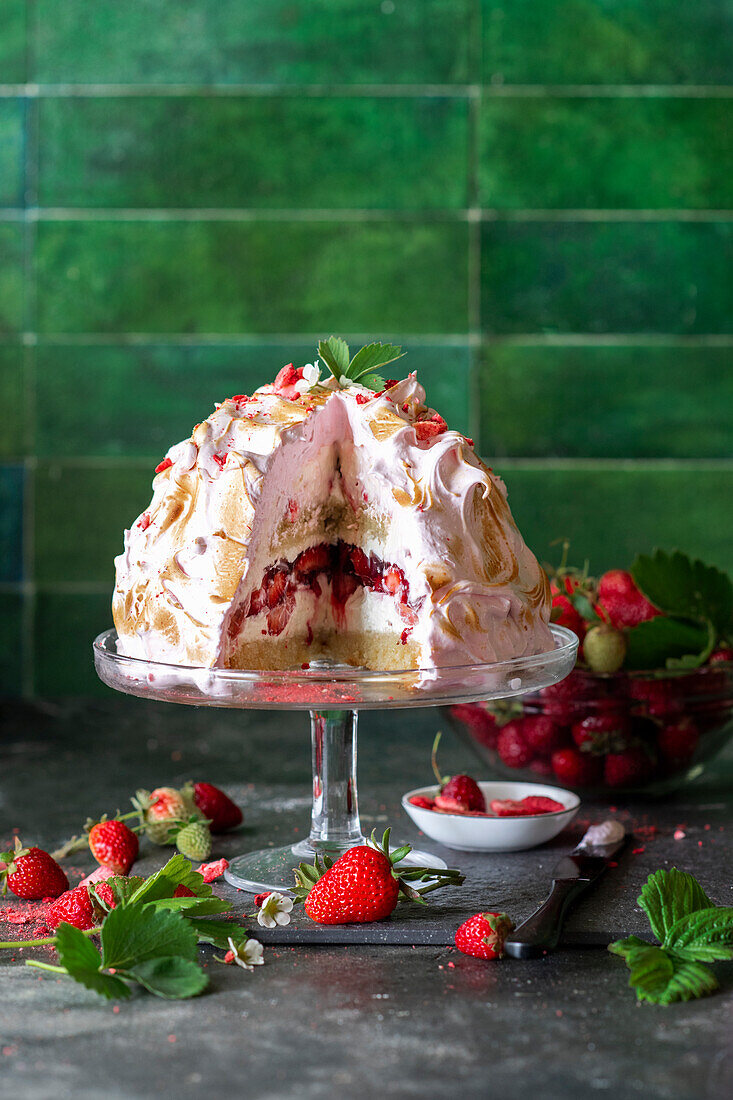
[175,821,212,861]
[583,623,627,674]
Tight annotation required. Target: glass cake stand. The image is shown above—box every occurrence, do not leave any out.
[93,626,577,894]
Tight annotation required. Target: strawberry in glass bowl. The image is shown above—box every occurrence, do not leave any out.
[447,549,733,796]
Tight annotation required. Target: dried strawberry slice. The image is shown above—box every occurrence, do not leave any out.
[489,796,565,817]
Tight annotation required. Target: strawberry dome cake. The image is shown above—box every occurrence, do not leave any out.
[113,340,552,671]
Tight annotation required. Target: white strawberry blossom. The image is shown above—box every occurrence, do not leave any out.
[226,936,265,971]
[293,362,321,394]
[257,891,294,929]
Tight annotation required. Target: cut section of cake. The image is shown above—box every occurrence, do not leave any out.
[113,340,552,671]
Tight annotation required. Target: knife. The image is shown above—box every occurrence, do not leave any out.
[503,835,626,959]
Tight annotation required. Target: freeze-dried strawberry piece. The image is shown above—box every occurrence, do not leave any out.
[155,457,173,474]
[489,796,564,817]
[414,414,448,441]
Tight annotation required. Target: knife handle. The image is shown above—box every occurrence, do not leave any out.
[503,879,589,959]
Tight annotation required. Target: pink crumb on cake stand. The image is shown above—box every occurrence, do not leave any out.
[93,625,577,893]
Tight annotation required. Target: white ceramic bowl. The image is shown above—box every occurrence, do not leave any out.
[401,781,580,852]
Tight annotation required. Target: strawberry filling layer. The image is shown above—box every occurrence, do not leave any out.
[228,541,420,641]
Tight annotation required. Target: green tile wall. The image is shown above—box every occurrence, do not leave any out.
[35,221,469,334]
[1,1,731,695]
[39,97,469,209]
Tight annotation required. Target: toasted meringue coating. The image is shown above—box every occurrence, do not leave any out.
[113,372,552,669]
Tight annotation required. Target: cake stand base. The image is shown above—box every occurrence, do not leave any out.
[225,841,447,895]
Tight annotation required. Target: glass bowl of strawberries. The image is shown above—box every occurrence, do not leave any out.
[447,550,733,796]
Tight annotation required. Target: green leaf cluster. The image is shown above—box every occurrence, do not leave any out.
[317,336,405,392]
[608,868,733,1005]
[627,550,733,670]
[30,854,250,1001]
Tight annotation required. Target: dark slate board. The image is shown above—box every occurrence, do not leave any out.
[217,793,732,946]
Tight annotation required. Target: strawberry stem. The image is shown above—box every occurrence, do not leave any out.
[25,961,68,974]
[50,835,89,860]
[0,928,98,950]
[430,731,447,787]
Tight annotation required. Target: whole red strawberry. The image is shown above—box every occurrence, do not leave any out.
[551,747,603,787]
[571,713,630,754]
[304,846,399,923]
[0,841,68,900]
[190,782,243,833]
[550,584,587,643]
[454,912,514,959]
[598,570,661,630]
[46,884,96,931]
[431,733,485,812]
[604,745,653,788]
[496,720,533,769]
[522,714,567,758]
[627,676,683,719]
[657,719,699,767]
[449,704,499,749]
[294,830,463,925]
[88,819,139,875]
[539,671,593,723]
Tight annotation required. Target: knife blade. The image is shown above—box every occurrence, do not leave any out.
[503,835,626,959]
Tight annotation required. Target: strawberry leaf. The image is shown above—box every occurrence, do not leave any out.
[104,875,146,905]
[624,617,710,671]
[608,938,719,1005]
[358,372,386,392]
[127,854,209,904]
[318,336,350,380]
[657,956,720,1004]
[638,868,713,943]
[664,907,733,961]
[55,922,131,1001]
[101,905,198,969]
[187,918,246,950]
[153,895,231,917]
[127,956,208,1000]
[347,341,405,382]
[631,550,733,636]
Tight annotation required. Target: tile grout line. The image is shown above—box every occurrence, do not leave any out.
[21,0,38,698]
[466,3,483,447]
[1,209,732,222]
[1,333,733,347]
[1,83,733,97]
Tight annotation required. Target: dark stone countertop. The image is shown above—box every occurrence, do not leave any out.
[2,696,732,1100]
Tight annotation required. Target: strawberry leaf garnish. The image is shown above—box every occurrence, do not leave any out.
[318,336,405,391]
[609,868,733,1004]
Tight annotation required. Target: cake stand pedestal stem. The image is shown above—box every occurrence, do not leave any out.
[302,709,364,856]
